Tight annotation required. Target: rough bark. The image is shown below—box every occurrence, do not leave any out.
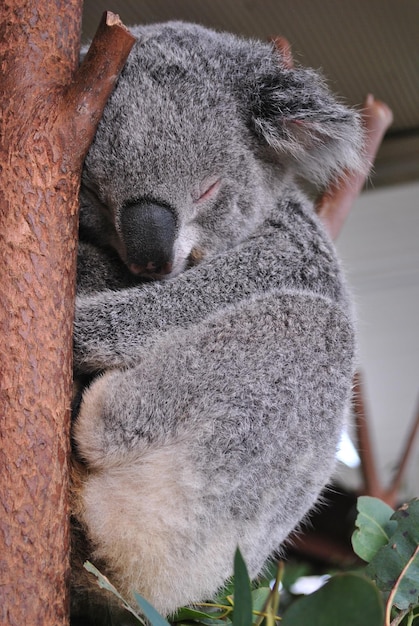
[0,5,135,625]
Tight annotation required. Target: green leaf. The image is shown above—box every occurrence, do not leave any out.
[84,561,145,624]
[251,587,271,614]
[367,498,419,610]
[84,560,123,596]
[232,549,253,626]
[134,592,172,626]
[172,606,228,622]
[281,573,384,626]
[352,496,397,562]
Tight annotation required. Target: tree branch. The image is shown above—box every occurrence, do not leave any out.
[352,371,383,499]
[386,394,419,504]
[64,11,136,164]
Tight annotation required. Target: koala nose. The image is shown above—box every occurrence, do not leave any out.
[120,200,177,278]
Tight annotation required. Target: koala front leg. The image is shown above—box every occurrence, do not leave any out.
[72,290,354,616]
[73,207,346,375]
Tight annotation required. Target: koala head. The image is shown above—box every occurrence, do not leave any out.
[80,22,363,279]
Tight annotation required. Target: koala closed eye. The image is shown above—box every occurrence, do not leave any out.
[194,178,222,204]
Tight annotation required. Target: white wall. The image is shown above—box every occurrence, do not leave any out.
[335,181,419,500]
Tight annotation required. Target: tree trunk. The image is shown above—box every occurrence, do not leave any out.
[0,4,135,625]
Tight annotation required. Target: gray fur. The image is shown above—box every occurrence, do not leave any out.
[73,22,361,616]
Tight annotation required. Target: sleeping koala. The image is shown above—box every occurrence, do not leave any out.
[72,21,362,617]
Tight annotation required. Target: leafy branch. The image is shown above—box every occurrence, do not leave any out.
[352,497,419,626]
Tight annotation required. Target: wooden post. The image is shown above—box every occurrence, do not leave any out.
[0,5,135,624]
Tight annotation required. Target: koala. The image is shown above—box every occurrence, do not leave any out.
[71,21,362,618]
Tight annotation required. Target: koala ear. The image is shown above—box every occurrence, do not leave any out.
[249,63,364,185]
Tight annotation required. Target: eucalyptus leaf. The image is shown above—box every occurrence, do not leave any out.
[367,498,419,610]
[352,496,397,562]
[134,593,172,626]
[232,549,253,626]
[84,561,145,624]
[281,573,384,626]
[84,561,122,596]
[251,587,271,613]
[172,606,228,622]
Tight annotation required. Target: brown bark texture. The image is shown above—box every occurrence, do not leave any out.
[0,4,135,625]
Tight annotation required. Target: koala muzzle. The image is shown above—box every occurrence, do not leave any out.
[120,200,177,278]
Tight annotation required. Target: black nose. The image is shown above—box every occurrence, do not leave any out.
[119,199,177,277]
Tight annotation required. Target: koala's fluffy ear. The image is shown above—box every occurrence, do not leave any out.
[249,60,364,185]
